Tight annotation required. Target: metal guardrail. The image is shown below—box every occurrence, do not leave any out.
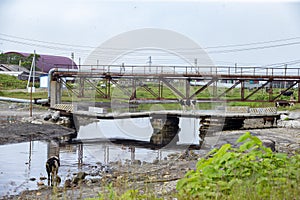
[54,64,300,77]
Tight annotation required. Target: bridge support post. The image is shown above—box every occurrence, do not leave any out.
[199,116,245,148]
[150,115,180,146]
[50,80,62,107]
[79,78,85,97]
[298,82,300,103]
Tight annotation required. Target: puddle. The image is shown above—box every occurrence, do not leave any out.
[0,117,204,197]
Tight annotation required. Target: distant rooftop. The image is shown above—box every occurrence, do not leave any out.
[0,64,29,72]
[4,51,77,73]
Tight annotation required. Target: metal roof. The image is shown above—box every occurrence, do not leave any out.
[4,52,77,73]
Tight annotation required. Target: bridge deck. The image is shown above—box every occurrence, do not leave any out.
[73,110,285,120]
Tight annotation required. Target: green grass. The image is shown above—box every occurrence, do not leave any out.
[0,74,27,90]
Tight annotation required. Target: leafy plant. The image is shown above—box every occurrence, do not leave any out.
[176,132,300,199]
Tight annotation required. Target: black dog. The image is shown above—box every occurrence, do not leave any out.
[46,156,60,186]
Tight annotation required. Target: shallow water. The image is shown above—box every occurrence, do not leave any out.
[0,117,202,197]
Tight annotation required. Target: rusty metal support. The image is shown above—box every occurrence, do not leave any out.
[106,77,111,99]
[272,81,298,101]
[241,80,245,100]
[298,82,300,103]
[140,83,159,98]
[85,79,107,98]
[130,79,137,100]
[218,80,241,98]
[158,79,163,99]
[161,78,185,99]
[189,79,216,99]
[186,79,190,99]
[244,81,270,100]
[269,80,273,102]
[110,79,132,97]
[51,65,300,104]
[79,77,85,97]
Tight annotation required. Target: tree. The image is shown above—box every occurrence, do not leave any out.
[0,53,40,71]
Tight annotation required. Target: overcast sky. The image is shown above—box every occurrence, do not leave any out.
[0,0,300,67]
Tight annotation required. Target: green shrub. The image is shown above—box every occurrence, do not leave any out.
[176,132,300,199]
[0,74,27,89]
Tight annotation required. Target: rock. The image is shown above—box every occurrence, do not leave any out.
[31,120,43,125]
[64,179,72,188]
[36,192,42,196]
[132,160,141,165]
[262,139,276,152]
[37,181,44,186]
[288,112,300,120]
[57,117,71,127]
[278,120,300,128]
[29,177,36,181]
[152,159,159,164]
[41,112,52,121]
[9,104,17,109]
[90,178,100,183]
[40,176,47,180]
[86,179,93,186]
[72,172,88,184]
[51,111,60,121]
[54,175,61,185]
[21,117,34,123]
[280,114,289,120]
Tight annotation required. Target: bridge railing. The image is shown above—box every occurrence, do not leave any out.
[54,64,300,77]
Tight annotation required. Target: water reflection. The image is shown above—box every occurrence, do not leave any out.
[0,117,202,197]
[0,140,184,197]
[77,117,201,145]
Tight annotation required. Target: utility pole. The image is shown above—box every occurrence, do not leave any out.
[71,52,74,69]
[79,57,81,71]
[148,56,152,72]
[28,50,36,117]
[194,58,198,73]
[235,63,237,73]
[284,64,287,88]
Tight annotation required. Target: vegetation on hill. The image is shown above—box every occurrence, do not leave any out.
[0,52,40,70]
[0,74,27,89]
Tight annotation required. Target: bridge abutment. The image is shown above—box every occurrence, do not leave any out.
[50,80,62,107]
[199,117,245,147]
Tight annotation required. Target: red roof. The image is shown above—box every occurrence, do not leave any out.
[5,51,77,73]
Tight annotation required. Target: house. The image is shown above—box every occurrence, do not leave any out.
[0,64,42,81]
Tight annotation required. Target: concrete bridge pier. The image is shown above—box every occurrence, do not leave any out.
[149,115,180,146]
[199,116,245,147]
[50,80,62,107]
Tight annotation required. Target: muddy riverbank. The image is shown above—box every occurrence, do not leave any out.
[0,102,76,145]
[0,101,300,199]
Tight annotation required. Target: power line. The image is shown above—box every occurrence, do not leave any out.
[1,32,300,52]
[0,33,94,49]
